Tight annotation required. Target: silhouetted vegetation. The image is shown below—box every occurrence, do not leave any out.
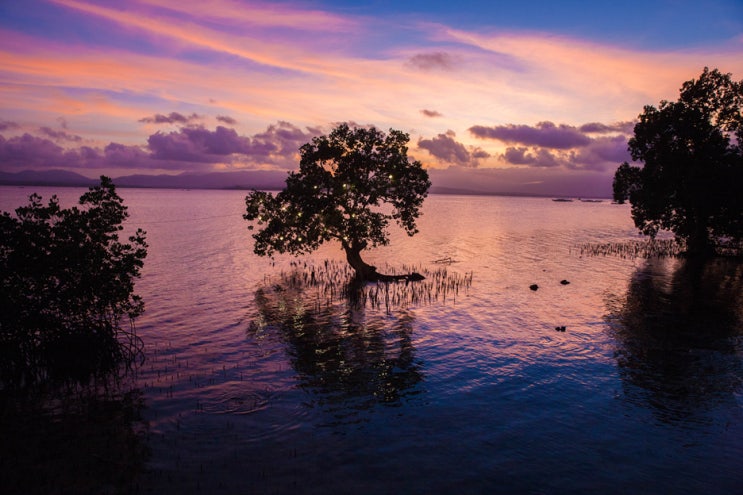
[613,67,743,257]
[244,123,431,281]
[577,238,685,259]
[262,259,472,312]
[0,177,147,390]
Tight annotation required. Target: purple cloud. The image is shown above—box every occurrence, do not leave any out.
[407,52,456,71]
[0,120,329,172]
[501,135,630,172]
[216,115,238,125]
[104,142,149,165]
[0,134,109,169]
[39,126,83,142]
[0,121,20,132]
[470,119,634,172]
[0,133,65,167]
[469,121,591,149]
[418,131,490,167]
[0,120,328,172]
[148,125,255,162]
[579,121,635,134]
[420,109,443,118]
[139,112,201,124]
[471,149,490,159]
[572,135,630,170]
[251,121,323,168]
[502,147,562,168]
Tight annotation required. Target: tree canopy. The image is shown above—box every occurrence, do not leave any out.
[612,67,743,256]
[244,123,431,280]
[0,177,147,389]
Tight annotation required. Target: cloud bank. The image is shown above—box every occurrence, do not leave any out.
[417,130,489,167]
[0,119,322,172]
[468,120,633,171]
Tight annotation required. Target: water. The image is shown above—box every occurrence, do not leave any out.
[2,187,742,494]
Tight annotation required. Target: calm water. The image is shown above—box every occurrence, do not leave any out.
[2,187,742,494]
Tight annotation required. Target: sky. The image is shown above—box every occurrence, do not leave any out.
[1,0,742,196]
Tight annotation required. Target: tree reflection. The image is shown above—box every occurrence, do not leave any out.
[607,257,743,424]
[248,278,424,419]
[0,387,148,494]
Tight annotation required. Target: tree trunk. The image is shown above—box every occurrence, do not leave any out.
[343,242,424,282]
[686,214,714,258]
[344,243,378,281]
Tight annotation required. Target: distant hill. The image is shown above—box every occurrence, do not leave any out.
[0,169,97,187]
[0,168,613,198]
[114,170,288,190]
[0,169,288,190]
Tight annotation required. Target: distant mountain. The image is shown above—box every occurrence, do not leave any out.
[0,169,288,190]
[114,170,288,190]
[0,169,97,187]
[0,167,613,198]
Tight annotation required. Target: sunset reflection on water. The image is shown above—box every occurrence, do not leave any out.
[1,187,741,494]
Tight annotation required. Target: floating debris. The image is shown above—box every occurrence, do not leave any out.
[529,284,539,291]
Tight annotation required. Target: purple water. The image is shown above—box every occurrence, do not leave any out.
[2,186,741,494]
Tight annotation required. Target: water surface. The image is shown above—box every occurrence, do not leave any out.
[2,187,741,494]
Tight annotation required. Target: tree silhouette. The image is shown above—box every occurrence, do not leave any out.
[0,177,147,388]
[244,123,431,281]
[612,67,743,256]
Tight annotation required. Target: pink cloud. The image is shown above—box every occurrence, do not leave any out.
[138,0,360,33]
[49,0,353,77]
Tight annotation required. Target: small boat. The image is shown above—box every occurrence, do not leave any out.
[552,198,573,202]
[579,199,602,203]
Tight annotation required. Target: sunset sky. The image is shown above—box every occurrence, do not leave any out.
[1,0,742,196]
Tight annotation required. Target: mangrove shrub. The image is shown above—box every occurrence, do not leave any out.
[0,177,147,389]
